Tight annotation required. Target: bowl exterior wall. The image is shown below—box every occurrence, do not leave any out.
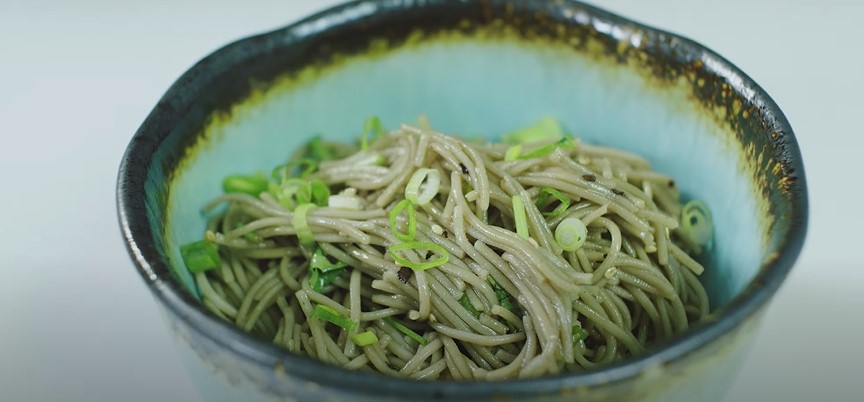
[160,298,764,402]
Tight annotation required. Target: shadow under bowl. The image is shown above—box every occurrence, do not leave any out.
[117,1,807,401]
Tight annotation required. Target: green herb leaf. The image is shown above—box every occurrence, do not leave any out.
[309,248,347,292]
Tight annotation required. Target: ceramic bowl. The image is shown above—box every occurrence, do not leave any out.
[117,1,808,401]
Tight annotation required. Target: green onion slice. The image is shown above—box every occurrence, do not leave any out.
[504,145,522,161]
[535,187,570,218]
[405,168,440,206]
[235,223,260,243]
[351,330,379,347]
[312,305,356,331]
[519,135,576,159]
[243,231,260,243]
[389,241,449,271]
[680,199,713,246]
[388,199,417,242]
[307,135,333,161]
[269,178,304,210]
[271,158,318,182]
[360,116,386,151]
[328,194,362,210]
[180,240,221,273]
[222,173,269,196]
[383,317,429,345]
[572,324,589,343]
[555,217,588,251]
[502,116,564,144]
[512,195,529,240]
[295,179,330,207]
[293,203,316,246]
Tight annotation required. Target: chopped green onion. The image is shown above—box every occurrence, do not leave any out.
[180,240,221,273]
[681,199,713,246]
[328,194,362,210]
[405,168,440,206]
[310,248,346,274]
[312,304,356,330]
[222,173,269,196]
[293,203,316,246]
[504,145,522,161]
[388,199,416,242]
[234,223,261,243]
[459,293,481,318]
[519,135,575,159]
[309,248,347,292]
[243,231,260,243]
[488,277,516,312]
[535,187,571,218]
[307,135,333,161]
[269,179,304,210]
[312,180,330,206]
[389,241,449,271]
[555,217,588,251]
[271,162,289,182]
[271,179,329,210]
[572,324,589,343]
[383,317,429,345]
[360,116,386,150]
[351,330,379,347]
[294,182,312,205]
[502,117,564,144]
[271,158,318,182]
[295,179,330,206]
[511,195,529,240]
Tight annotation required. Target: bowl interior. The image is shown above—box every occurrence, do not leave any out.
[162,32,762,311]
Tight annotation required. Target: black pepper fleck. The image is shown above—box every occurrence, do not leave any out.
[582,174,596,182]
[612,189,625,196]
[397,267,412,284]
[459,163,469,175]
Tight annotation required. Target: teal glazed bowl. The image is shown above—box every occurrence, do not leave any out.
[117,1,808,401]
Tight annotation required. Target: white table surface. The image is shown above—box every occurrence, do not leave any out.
[1,1,861,401]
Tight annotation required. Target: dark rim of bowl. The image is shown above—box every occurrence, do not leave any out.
[117,0,808,398]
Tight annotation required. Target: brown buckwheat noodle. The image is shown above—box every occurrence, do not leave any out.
[190,121,710,380]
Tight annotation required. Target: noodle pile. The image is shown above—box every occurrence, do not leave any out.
[188,119,710,380]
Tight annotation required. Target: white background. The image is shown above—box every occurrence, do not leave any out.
[1,1,861,401]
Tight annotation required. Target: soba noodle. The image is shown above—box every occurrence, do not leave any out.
[181,118,712,380]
